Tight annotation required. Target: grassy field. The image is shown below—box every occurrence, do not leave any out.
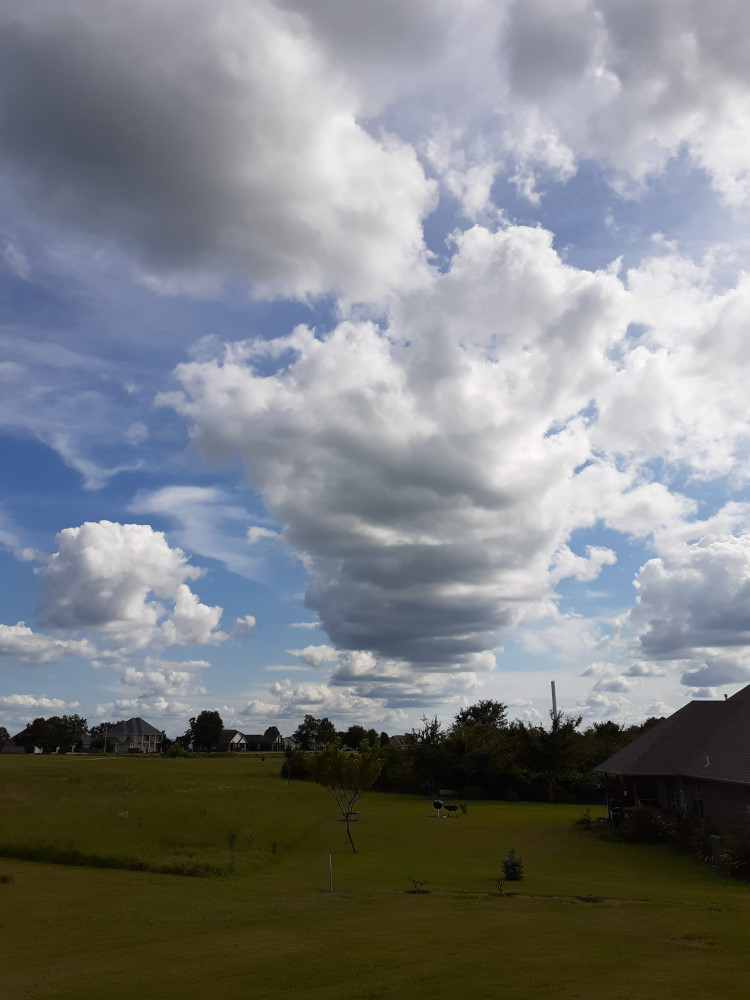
[1,755,748,999]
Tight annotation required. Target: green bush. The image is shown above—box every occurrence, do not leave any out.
[619,806,668,844]
[280,748,308,781]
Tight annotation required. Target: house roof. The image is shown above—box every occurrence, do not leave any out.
[595,685,750,784]
[106,717,163,738]
[219,729,245,742]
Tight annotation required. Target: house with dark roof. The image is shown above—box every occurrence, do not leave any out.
[104,718,164,754]
[215,729,247,752]
[595,685,750,835]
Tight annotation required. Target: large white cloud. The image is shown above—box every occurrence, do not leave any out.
[262,676,408,727]
[0,0,434,301]
[594,253,750,480]
[630,534,750,688]
[118,657,211,699]
[159,228,635,681]
[496,0,750,204]
[39,521,226,652]
[0,622,96,664]
[0,693,71,710]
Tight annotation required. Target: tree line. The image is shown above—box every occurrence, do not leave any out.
[3,715,88,754]
[285,700,662,804]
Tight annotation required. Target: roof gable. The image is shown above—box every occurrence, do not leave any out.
[219,729,245,742]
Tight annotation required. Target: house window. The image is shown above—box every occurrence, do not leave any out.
[692,796,704,819]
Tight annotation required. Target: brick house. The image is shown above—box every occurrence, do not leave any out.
[595,685,750,835]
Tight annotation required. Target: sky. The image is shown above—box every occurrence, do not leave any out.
[3,0,750,739]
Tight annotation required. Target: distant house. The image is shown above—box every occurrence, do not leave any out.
[2,731,42,754]
[215,729,247,752]
[245,732,284,752]
[2,729,90,755]
[595,685,750,836]
[104,718,164,754]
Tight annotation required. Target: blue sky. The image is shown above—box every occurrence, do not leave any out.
[3,0,750,738]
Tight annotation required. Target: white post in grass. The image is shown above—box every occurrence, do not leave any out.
[328,853,333,894]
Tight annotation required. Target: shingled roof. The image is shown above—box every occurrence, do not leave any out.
[107,717,163,738]
[595,685,750,785]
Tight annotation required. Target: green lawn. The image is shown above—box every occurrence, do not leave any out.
[1,755,748,999]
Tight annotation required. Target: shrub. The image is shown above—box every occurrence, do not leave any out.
[501,847,524,881]
[619,806,668,844]
[280,748,307,781]
[721,834,750,880]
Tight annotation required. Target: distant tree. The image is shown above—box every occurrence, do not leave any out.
[580,720,627,770]
[452,700,508,731]
[317,717,337,746]
[525,711,583,803]
[405,716,448,797]
[379,731,390,748]
[308,742,382,852]
[89,722,116,752]
[0,725,9,753]
[448,718,509,794]
[341,725,367,750]
[89,722,115,740]
[447,700,511,794]
[263,725,281,747]
[188,711,224,752]
[175,732,193,751]
[293,714,336,751]
[293,714,319,751]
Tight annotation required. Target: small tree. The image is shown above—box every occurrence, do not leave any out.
[0,726,9,753]
[308,742,382,853]
[501,847,524,881]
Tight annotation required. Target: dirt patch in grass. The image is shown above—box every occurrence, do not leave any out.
[668,934,714,949]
